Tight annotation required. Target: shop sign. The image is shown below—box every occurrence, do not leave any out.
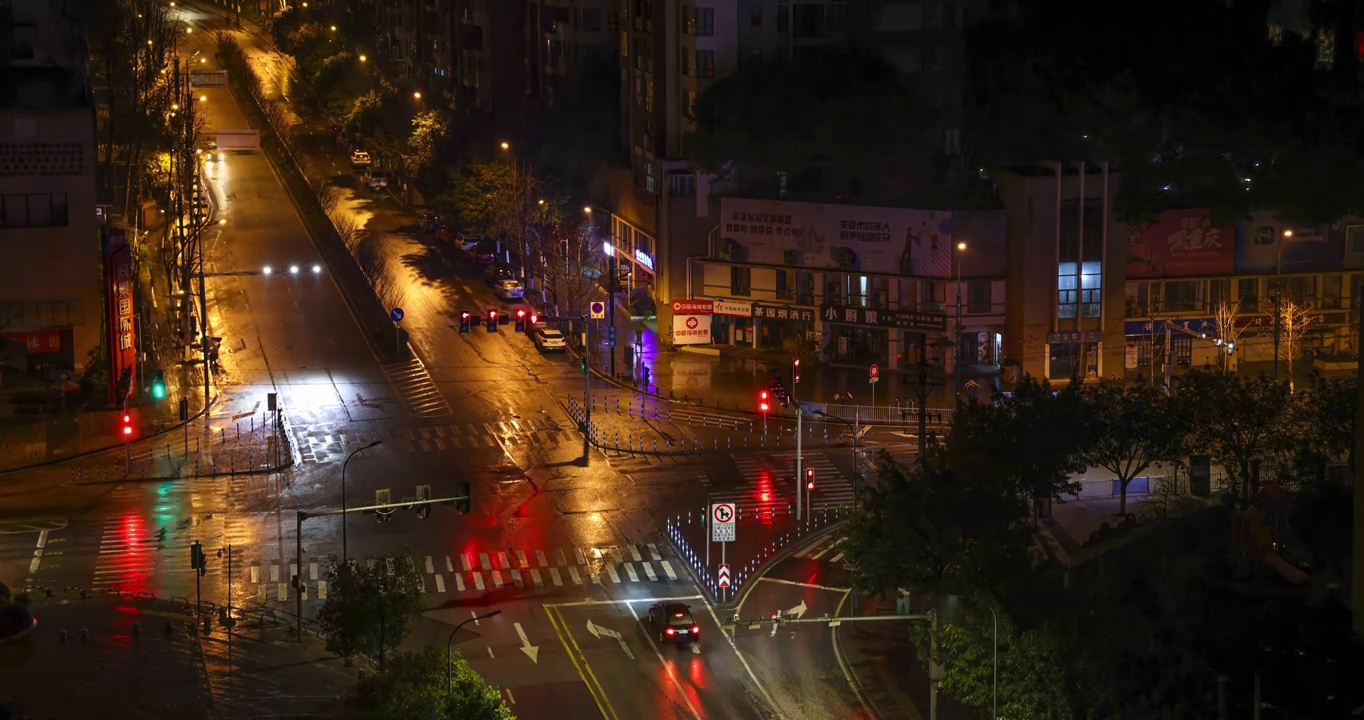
[820,304,946,332]
[634,248,655,271]
[673,313,712,345]
[712,299,752,317]
[0,330,62,353]
[104,227,137,402]
[751,303,815,323]
[1124,312,1347,337]
[672,299,713,315]
[1047,331,1102,344]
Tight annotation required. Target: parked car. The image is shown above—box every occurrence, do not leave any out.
[494,279,524,301]
[350,150,371,170]
[468,240,497,264]
[485,265,515,286]
[366,169,390,190]
[648,602,700,647]
[532,326,566,352]
[419,213,445,233]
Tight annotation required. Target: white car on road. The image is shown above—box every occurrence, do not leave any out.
[495,279,523,301]
[533,327,566,351]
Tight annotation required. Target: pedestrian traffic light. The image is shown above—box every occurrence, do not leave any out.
[190,541,206,575]
[529,312,538,326]
[459,311,471,333]
[580,359,588,374]
[150,370,167,399]
[120,413,134,439]
[415,484,431,519]
[486,309,498,332]
[758,389,770,414]
[792,357,800,385]
[515,309,526,332]
[806,468,815,491]
[116,367,133,400]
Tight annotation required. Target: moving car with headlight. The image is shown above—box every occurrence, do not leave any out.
[532,326,565,351]
[648,602,700,647]
[495,279,523,300]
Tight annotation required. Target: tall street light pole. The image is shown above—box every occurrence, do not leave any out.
[341,440,382,566]
[448,610,502,693]
[1273,229,1289,382]
[953,241,966,398]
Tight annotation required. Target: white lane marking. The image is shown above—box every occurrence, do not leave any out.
[505,688,516,705]
[605,564,619,583]
[643,563,658,582]
[446,556,454,573]
[624,602,702,720]
[435,574,446,593]
[549,567,563,586]
[318,581,327,599]
[535,549,548,567]
[310,562,319,580]
[492,571,504,589]
[568,566,582,585]
[530,568,543,587]
[647,543,662,561]
[629,546,644,562]
[703,602,782,715]
[473,572,485,591]
[759,577,850,593]
[425,556,435,574]
[830,552,845,563]
[811,537,844,560]
[624,564,639,582]
[27,529,49,577]
[661,560,678,581]
[554,548,568,566]
[455,573,465,592]
[479,553,490,571]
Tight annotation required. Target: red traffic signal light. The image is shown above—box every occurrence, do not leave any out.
[792,357,801,384]
[529,313,538,325]
[461,311,470,320]
[805,467,814,490]
[758,389,770,413]
[516,309,525,319]
[121,413,134,438]
[488,310,497,321]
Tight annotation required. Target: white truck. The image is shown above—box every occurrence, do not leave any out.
[215,129,260,152]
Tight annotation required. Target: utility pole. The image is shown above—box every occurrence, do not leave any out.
[608,256,617,377]
[908,353,940,456]
[582,314,591,466]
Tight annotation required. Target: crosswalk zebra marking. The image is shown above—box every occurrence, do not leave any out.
[647,543,662,561]
[516,551,528,568]
[549,567,563,586]
[661,560,677,580]
[511,569,524,587]
[629,546,644,562]
[425,556,435,574]
[569,566,583,585]
[624,564,639,582]
[530,569,543,587]
[555,548,568,566]
[492,571,504,589]
[455,573,465,592]
[535,549,548,567]
[473,572,484,591]
[435,574,446,593]
[446,556,454,573]
[643,563,658,582]
[479,553,490,571]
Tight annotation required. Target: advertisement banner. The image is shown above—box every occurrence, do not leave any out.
[105,227,136,403]
[671,299,713,315]
[1126,209,1234,278]
[673,313,712,345]
[1233,213,1347,274]
[719,198,954,277]
[712,299,752,317]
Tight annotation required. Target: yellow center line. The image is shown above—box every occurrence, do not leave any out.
[544,605,619,720]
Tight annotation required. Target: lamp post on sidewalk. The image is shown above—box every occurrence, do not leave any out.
[448,610,501,694]
[953,241,967,398]
[341,440,382,566]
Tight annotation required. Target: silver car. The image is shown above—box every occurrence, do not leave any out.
[495,279,523,300]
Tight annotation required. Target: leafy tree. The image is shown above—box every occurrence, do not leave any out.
[316,553,426,678]
[1292,374,1356,483]
[308,51,370,119]
[403,110,450,191]
[968,0,1364,223]
[1079,382,1185,515]
[842,450,1035,598]
[537,208,605,318]
[931,608,1076,720]
[1176,369,1293,501]
[345,647,513,720]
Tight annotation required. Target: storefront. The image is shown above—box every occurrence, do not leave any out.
[819,304,947,366]
[751,302,817,352]
[1046,330,1102,380]
[710,299,752,345]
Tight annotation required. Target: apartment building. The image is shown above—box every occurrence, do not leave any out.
[526,0,619,108]
[0,0,101,378]
[597,0,999,343]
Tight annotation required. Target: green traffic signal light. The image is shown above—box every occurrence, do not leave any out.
[580,361,587,374]
[151,370,167,399]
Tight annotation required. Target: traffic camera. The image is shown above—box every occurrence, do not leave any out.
[151,370,167,400]
[459,311,471,333]
[514,309,526,332]
[486,309,498,332]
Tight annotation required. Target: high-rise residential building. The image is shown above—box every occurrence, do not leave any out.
[526,0,620,109]
[0,0,100,375]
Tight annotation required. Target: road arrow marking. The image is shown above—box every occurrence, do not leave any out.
[786,600,808,621]
[586,620,634,660]
[515,622,539,663]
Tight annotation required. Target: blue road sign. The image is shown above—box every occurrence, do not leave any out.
[390,307,405,322]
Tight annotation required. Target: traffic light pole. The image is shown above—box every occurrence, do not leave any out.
[796,409,803,521]
[608,258,617,377]
[582,314,591,466]
[293,494,472,640]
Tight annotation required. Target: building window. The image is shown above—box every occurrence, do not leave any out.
[1350,225,1364,254]
[1125,281,1148,318]
[682,6,696,35]
[776,270,792,300]
[1,193,68,228]
[1282,276,1316,304]
[1208,278,1231,310]
[683,89,697,118]
[645,162,655,193]
[645,79,654,111]
[1238,278,1259,313]
[731,266,751,296]
[696,49,714,77]
[582,8,602,31]
[1322,274,1342,309]
[1057,262,1099,318]
[1163,279,1202,313]
[966,280,991,314]
[679,46,691,76]
[669,172,695,197]
[696,7,714,36]
[1049,342,1079,379]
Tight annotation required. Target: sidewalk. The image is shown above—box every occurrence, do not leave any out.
[0,593,351,718]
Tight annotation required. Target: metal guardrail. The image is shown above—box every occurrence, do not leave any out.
[817,402,954,425]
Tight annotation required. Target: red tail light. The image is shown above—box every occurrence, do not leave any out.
[690,625,700,636]
[664,626,676,636]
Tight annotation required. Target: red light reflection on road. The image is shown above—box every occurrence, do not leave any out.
[651,654,706,717]
[107,512,154,595]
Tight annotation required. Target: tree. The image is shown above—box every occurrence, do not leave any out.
[932,609,1077,720]
[1277,297,1317,392]
[403,110,450,192]
[345,647,513,720]
[316,553,426,678]
[538,209,605,318]
[1295,374,1356,482]
[1176,369,1293,501]
[1079,382,1185,515]
[1211,300,1245,371]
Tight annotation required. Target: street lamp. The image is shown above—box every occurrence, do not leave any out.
[500,141,510,151]
[953,241,966,396]
[413,91,422,100]
[358,54,367,63]
[341,440,382,565]
[448,611,502,693]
